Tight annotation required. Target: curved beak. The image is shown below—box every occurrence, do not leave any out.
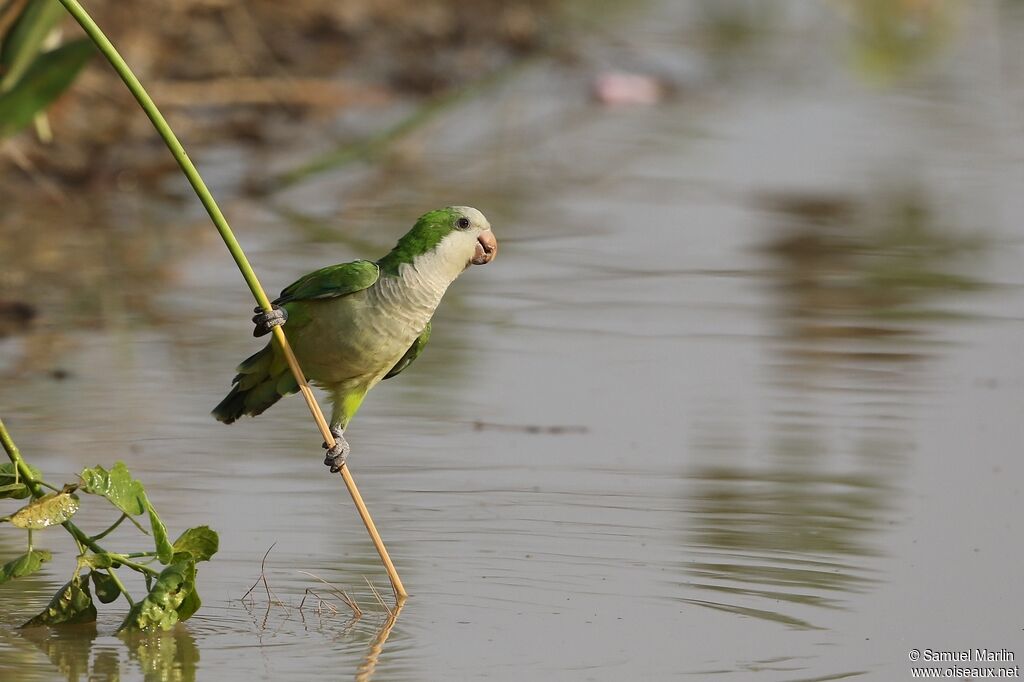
[472,231,497,265]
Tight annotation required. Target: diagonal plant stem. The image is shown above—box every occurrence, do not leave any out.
[89,511,128,541]
[105,567,134,606]
[52,0,407,601]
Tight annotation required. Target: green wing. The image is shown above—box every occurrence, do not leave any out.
[273,260,379,305]
[383,322,431,380]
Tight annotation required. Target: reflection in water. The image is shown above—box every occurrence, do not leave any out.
[122,629,201,682]
[240,569,405,682]
[18,625,100,682]
[681,444,894,629]
[762,186,986,341]
[7,600,403,682]
[355,603,403,682]
[682,184,988,628]
[15,625,200,682]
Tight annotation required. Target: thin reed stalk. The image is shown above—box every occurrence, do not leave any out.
[52,0,407,602]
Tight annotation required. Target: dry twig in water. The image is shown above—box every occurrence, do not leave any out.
[297,569,363,618]
[241,542,286,607]
[364,577,395,618]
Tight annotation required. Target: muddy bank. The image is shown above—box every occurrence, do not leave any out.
[1,0,554,190]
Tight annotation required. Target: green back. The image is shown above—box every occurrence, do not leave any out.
[272,259,379,305]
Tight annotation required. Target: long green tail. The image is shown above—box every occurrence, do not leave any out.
[212,344,299,423]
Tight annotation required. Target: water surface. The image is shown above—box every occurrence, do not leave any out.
[2,2,1024,680]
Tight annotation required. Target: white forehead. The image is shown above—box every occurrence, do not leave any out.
[450,206,489,229]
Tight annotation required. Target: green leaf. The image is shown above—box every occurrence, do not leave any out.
[8,491,78,529]
[0,461,42,499]
[171,526,219,563]
[79,462,146,516]
[90,570,121,604]
[118,560,195,632]
[175,586,201,622]
[21,577,97,627]
[148,504,173,564]
[0,38,94,139]
[0,549,52,584]
[81,463,174,562]
[0,0,67,90]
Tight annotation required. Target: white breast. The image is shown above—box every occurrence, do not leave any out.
[368,230,472,328]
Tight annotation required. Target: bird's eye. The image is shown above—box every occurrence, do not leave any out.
[456,217,471,230]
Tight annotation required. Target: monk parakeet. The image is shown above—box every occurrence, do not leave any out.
[212,206,497,471]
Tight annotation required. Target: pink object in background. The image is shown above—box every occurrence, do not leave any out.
[593,72,664,105]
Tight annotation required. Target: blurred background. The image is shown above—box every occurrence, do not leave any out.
[1,0,1023,680]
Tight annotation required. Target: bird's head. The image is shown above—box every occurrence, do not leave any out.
[380,206,497,277]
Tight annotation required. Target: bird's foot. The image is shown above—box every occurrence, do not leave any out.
[323,427,350,473]
[252,305,287,337]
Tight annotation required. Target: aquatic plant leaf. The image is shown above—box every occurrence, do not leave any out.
[148,504,173,564]
[8,491,78,529]
[171,526,219,563]
[21,577,97,627]
[118,560,195,632]
[0,461,42,499]
[79,461,172,560]
[0,0,68,90]
[79,461,146,516]
[175,586,201,622]
[0,39,94,139]
[0,549,52,584]
[90,570,122,604]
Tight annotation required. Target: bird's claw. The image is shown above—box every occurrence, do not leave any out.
[322,427,350,473]
[252,305,287,337]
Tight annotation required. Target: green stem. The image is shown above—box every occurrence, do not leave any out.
[65,525,105,556]
[51,0,408,601]
[109,555,159,577]
[0,418,39,498]
[53,0,274,311]
[90,512,127,541]
[105,567,134,606]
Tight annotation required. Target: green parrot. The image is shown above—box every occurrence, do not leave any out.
[212,206,497,471]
